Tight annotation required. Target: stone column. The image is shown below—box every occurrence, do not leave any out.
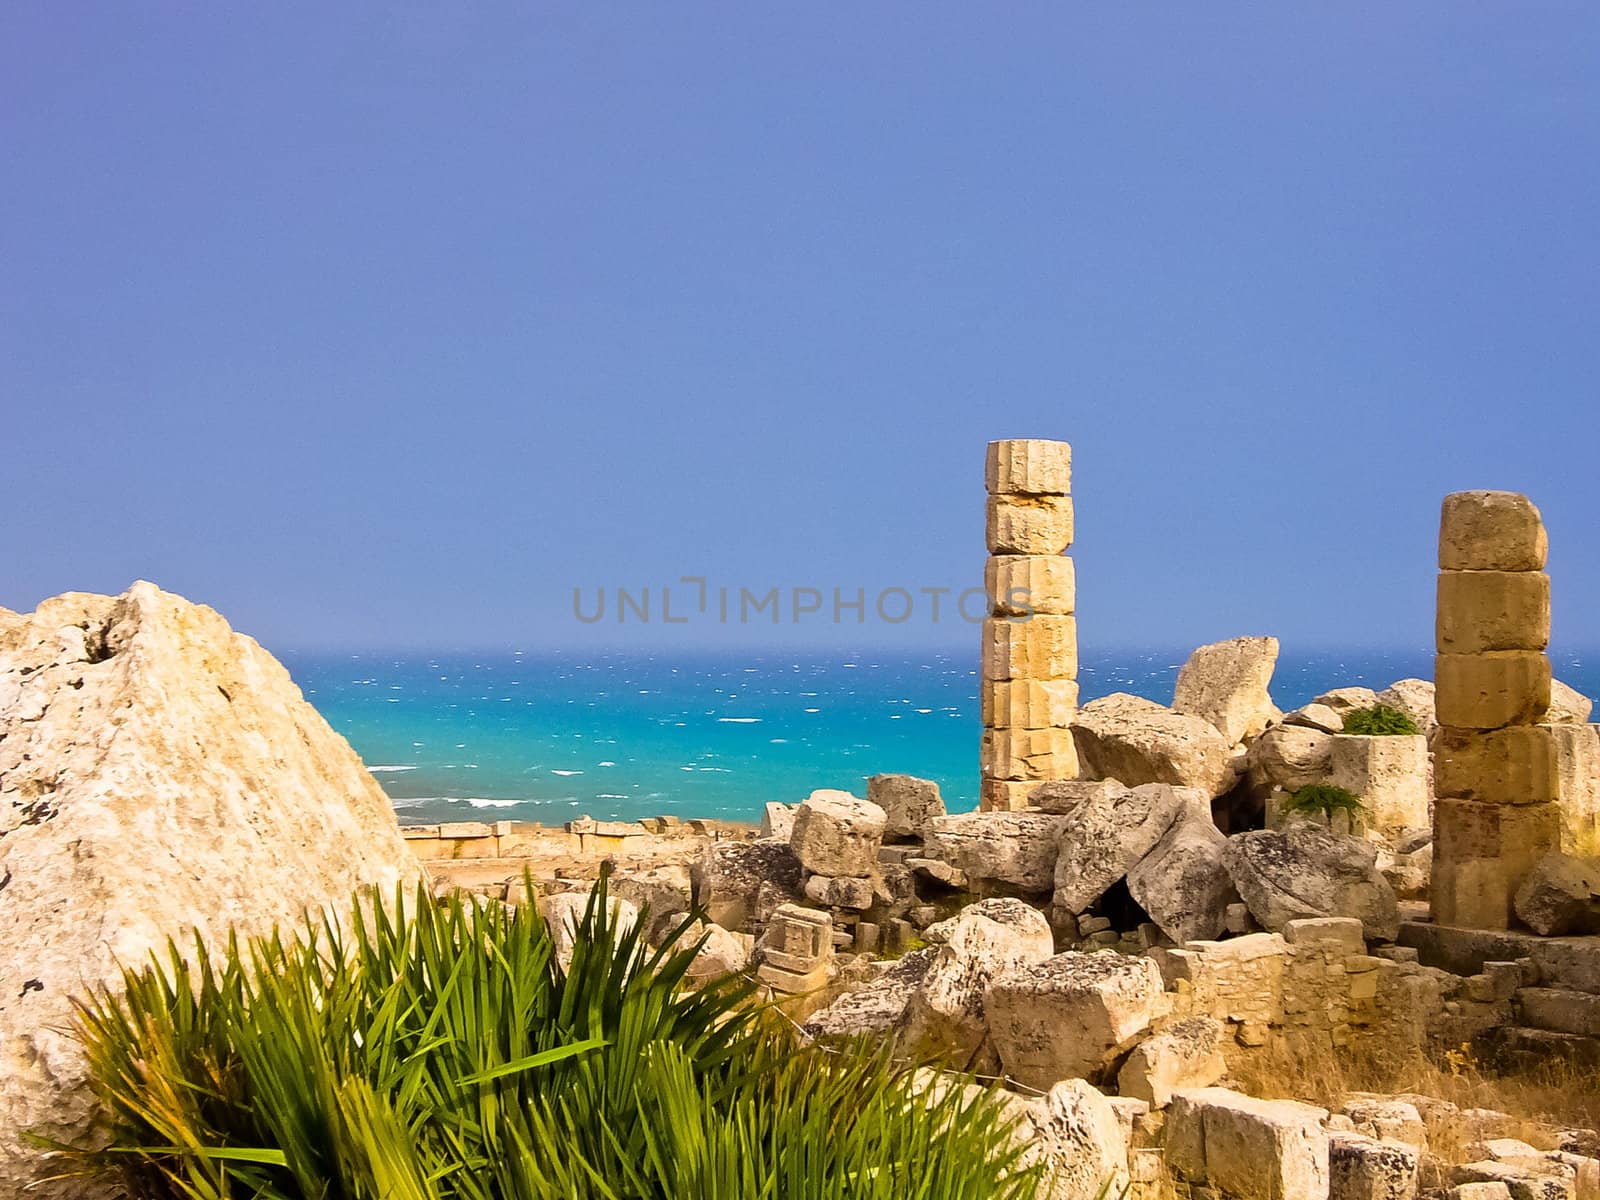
[1430,490,1561,929]
[979,439,1079,811]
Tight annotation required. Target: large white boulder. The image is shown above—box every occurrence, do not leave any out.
[922,811,1070,892]
[0,583,424,1198]
[900,898,1055,1061]
[789,789,886,877]
[539,891,642,970]
[1173,636,1282,746]
[1052,783,1195,914]
[1127,810,1239,945]
[985,950,1166,1088]
[1072,693,1234,797]
[1223,824,1399,942]
[1247,725,1336,796]
[1167,1087,1331,1200]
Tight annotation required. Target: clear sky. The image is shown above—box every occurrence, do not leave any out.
[4,6,1597,654]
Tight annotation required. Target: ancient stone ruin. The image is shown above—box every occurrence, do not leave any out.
[1430,491,1560,930]
[981,438,1080,811]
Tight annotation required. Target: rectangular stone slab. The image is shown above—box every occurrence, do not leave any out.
[985,554,1076,616]
[986,494,1075,556]
[1431,725,1558,805]
[986,438,1072,495]
[1436,571,1551,654]
[1435,651,1552,730]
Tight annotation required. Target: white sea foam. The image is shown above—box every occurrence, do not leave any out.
[717,717,762,724]
[368,765,418,772]
[551,769,584,777]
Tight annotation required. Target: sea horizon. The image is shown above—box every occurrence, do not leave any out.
[284,643,1600,827]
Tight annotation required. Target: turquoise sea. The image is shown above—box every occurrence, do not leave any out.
[284,647,1600,826]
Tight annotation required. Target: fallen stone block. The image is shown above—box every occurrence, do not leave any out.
[1072,693,1234,797]
[923,810,1069,892]
[789,789,886,877]
[1173,636,1282,746]
[1223,824,1399,942]
[1052,782,1193,913]
[1127,809,1238,945]
[1117,1016,1226,1107]
[867,772,945,841]
[1513,853,1600,937]
[985,950,1165,1088]
[1330,1131,1418,1200]
[1166,1087,1331,1200]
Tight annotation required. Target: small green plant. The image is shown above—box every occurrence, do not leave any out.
[1341,704,1421,736]
[1285,784,1365,821]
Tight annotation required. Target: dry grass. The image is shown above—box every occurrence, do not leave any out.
[1227,1034,1600,1140]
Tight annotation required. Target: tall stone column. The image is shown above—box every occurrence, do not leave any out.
[1430,490,1562,929]
[979,439,1079,811]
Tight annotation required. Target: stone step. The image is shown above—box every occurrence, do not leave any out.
[1515,987,1600,1037]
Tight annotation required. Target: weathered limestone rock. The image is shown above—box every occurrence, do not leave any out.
[987,555,1077,617]
[800,948,935,1039]
[1338,1098,1426,1151]
[1512,853,1600,937]
[755,903,833,993]
[1436,572,1552,655]
[759,801,797,840]
[1328,735,1431,838]
[1166,1087,1331,1200]
[1439,491,1548,573]
[1548,681,1595,725]
[1250,726,1338,805]
[983,725,1081,781]
[901,898,1054,1061]
[867,773,945,841]
[1288,703,1346,734]
[1432,799,1562,930]
[789,790,886,877]
[1315,688,1382,717]
[1173,636,1282,745]
[983,677,1081,729]
[987,438,1072,495]
[1127,810,1239,944]
[1029,1079,1130,1200]
[923,811,1069,892]
[1051,783,1194,913]
[1436,653,1552,730]
[981,779,1046,813]
[803,873,875,910]
[1031,778,1124,815]
[983,615,1079,681]
[987,494,1075,556]
[608,863,693,938]
[682,920,753,982]
[1117,1016,1227,1107]
[1432,725,1558,806]
[1547,724,1600,851]
[691,839,804,932]
[1073,693,1234,797]
[1223,824,1399,941]
[985,950,1166,1088]
[541,892,641,969]
[1329,1131,1419,1200]
[0,583,424,1198]
[1378,679,1438,736]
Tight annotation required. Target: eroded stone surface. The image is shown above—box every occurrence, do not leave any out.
[1073,693,1234,797]
[1224,824,1399,942]
[1051,783,1194,913]
[1173,636,1282,745]
[1128,809,1239,945]
[0,583,424,1198]
[789,790,886,877]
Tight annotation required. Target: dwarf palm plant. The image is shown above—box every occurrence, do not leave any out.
[62,873,1041,1200]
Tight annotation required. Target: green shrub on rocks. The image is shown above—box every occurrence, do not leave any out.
[1341,704,1421,736]
[1284,783,1366,822]
[61,872,1040,1200]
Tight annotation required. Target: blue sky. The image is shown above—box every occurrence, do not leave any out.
[4,6,1597,654]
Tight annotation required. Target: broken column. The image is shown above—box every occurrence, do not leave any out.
[981,439,1079,811]
[1431,490,1561,930]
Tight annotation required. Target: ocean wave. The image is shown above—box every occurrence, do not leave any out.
[368,764,418,772]
[551,769,584,777]
[717,717,762,724]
